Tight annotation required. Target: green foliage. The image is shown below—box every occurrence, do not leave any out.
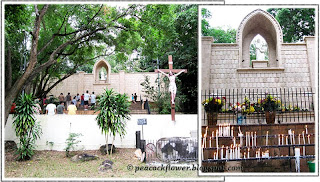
[64,133,83,157]
[201,8,212,36]
[5,4,197,114]
[140,76,185,114]
[201,8,236,43]
[13,93,42,161]
[95,89,130,154]
[267,8,315,43]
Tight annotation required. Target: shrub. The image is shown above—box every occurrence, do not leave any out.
[13,93,42,161]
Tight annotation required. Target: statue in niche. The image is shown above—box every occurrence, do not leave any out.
[255,38,266,61]
[100,69,106,80]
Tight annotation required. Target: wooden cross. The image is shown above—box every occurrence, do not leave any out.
[155,55,187,121]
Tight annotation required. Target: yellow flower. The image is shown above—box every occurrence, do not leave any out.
[257,99,262,104]
[249,106,255,113]
[215,99,221,105]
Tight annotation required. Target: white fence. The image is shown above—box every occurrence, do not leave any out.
[4,114,197,151]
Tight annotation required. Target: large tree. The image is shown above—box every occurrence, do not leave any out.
[4,4,198,124]
[267,8,315,43]
[4,4,139,123]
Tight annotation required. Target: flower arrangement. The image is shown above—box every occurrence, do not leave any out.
[231,97,255,115]
[202,96,225,112]
[261,94,281,111]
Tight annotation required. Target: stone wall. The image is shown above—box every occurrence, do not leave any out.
[48,71,159,100]
[202,37,315,91]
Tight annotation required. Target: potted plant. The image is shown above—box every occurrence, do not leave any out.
[261,94,281,124]
[202,96,225,126]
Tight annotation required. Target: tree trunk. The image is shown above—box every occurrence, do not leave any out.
[110,136,115,156]
[4,5,49,125]
[5,48,12,91]
[105,133,109,155]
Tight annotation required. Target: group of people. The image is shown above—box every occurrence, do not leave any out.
[45,90,97,115]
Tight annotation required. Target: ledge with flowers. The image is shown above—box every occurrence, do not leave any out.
[202,94,314,126]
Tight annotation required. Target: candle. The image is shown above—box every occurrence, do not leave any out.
[231,126,234,137]
[286,136,288,145]
[233,137,236,147]
[216,147,219,159]
[258,148,260,158]
[214,152,216,160]
[254,132,257,146]
[298,134,301,145]
[244,152,246,159]
[251,132,254,147]
[246,132,248,147]
[281,134,284,145]
[305,125,308,135]
[238,126,242,134]
[212,131,214,138]
[202,137,205,148]
[247,148,250,158]
[221,145,224,159]
[239,133,243,147]
[266,131,269,146]
[292,131,295,145]
[308,135,310,144]
[216,130,219,148]
[201,145,204,160]
[233,147,235,159]
[209,137,212,148]
[219,125,221,137]
[230,145,233,160]
[238,145,241,159]
[205,126,208,137]
[226,146,229,159]
[204,137,207,148]
[302,131,305,144]
[278,134,281,145]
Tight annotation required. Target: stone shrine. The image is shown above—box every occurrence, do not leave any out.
[48,59,158,99]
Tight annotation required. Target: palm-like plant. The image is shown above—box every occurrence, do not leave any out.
[95,89,130,155]
[13,93,42,160]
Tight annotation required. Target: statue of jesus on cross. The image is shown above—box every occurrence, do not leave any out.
[157,69,185,105]
[155,55,187,121]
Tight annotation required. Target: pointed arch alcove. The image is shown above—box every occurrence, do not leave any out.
[93,59,111,84]
[237,9,284,70]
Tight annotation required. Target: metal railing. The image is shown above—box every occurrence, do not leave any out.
[202,88,315,125]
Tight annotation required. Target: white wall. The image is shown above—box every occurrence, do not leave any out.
[4,114,197,151]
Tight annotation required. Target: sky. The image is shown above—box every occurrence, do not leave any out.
[200,5,316,31]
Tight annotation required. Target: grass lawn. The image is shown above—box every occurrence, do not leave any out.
[5,148,198,178]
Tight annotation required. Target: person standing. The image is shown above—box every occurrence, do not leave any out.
[132,94,135,103]
[134,93,137,103]
[76,93,80,108]
[58,93,65,105]
[66,93,72,107]
[90,92,96,109]
[72,96,77,106]
[46,100,57,115]
[84,90,90,110]
[81,94,85,109]
[56,102,65,114]
[67,102,77,115]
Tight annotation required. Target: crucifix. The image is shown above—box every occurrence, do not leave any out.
[155,55,187,121]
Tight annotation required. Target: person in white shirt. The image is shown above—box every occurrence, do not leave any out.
[46,101,57,115]
[90,92,96,109]
[84,90,90,110]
